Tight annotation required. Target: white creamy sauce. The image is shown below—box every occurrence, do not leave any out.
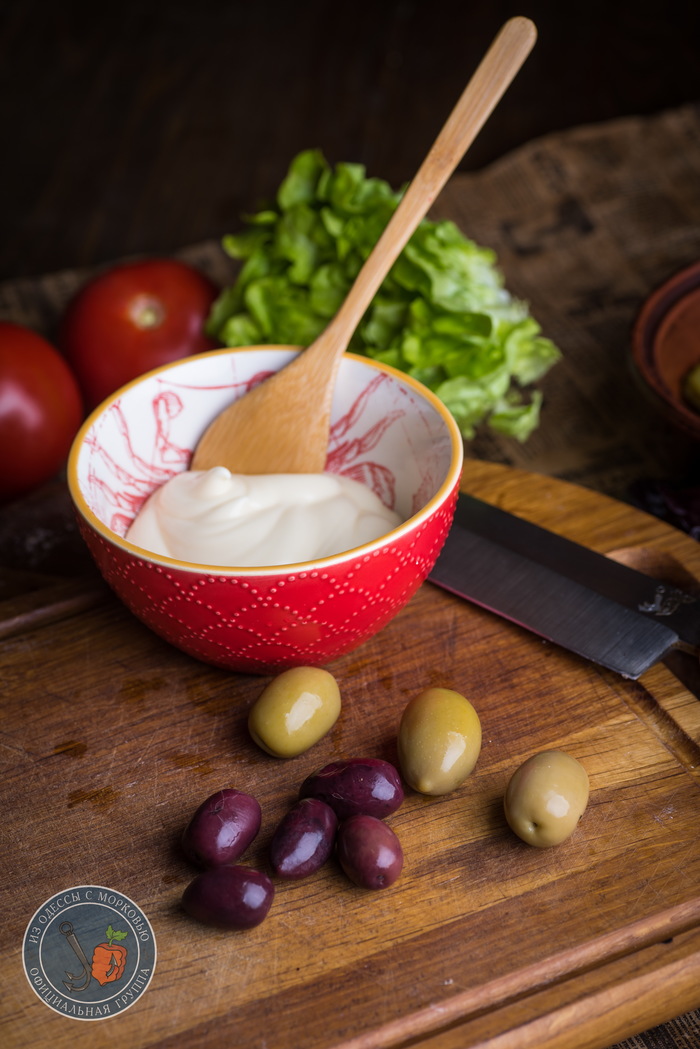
[125,467,403,567]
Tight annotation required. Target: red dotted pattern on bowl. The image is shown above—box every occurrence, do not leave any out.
[79,491,457,673]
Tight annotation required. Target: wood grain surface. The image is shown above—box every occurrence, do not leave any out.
[2,5,700,1043]
[2,460,699,1049]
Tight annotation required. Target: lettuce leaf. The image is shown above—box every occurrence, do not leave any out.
[206,149,560,441]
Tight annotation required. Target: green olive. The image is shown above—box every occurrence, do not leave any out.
[397,687,482,795]
[248,667,341,758]
[504,750,589,847]
[683,362,700,413]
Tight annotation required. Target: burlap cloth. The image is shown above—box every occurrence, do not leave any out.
[2,103,699,1048]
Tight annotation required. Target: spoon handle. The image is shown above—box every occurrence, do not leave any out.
[318,16,537,351]
[191,18,536,475]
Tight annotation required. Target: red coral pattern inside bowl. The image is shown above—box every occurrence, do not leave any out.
[68,346,463,673]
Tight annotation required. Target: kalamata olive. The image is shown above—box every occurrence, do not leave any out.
[397,687,482,795]
[182,788,262,867]
[182,865,274,929]
[270,797,338,879]
[248,666,341,758]
[336,814,403,890]
[300,757,404,819]
[504,750,590,848]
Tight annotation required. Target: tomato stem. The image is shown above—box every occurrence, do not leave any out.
[129,295,165,330]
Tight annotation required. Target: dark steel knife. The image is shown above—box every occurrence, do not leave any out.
[428,492,700,679]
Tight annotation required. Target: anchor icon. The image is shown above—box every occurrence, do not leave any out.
[59,921,92,992]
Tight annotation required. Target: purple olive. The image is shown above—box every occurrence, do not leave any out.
[299,758,404,819]
[182,788,262,868]
[336,814,403,890]
[182,865,274,929]
[270,798,338,879]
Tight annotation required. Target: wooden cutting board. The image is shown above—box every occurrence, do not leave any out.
[2,461,700,1049]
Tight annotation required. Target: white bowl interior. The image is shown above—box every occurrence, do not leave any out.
[74,347,461,545]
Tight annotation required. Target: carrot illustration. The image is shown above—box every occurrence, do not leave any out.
[90,925,128,985]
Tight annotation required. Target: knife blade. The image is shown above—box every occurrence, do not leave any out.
[428,492,700,679]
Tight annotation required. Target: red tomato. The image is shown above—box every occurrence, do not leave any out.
[0,322,83,501]
[60,258,220,408]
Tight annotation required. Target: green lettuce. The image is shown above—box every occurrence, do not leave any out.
[206,149,560,441]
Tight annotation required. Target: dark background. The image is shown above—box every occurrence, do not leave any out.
[2,0,699,282]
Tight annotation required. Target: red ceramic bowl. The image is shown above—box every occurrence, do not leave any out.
[631,260,700,440]
[68,347,463,673]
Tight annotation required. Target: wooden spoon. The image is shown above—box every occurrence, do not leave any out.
[192,16,537,475]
